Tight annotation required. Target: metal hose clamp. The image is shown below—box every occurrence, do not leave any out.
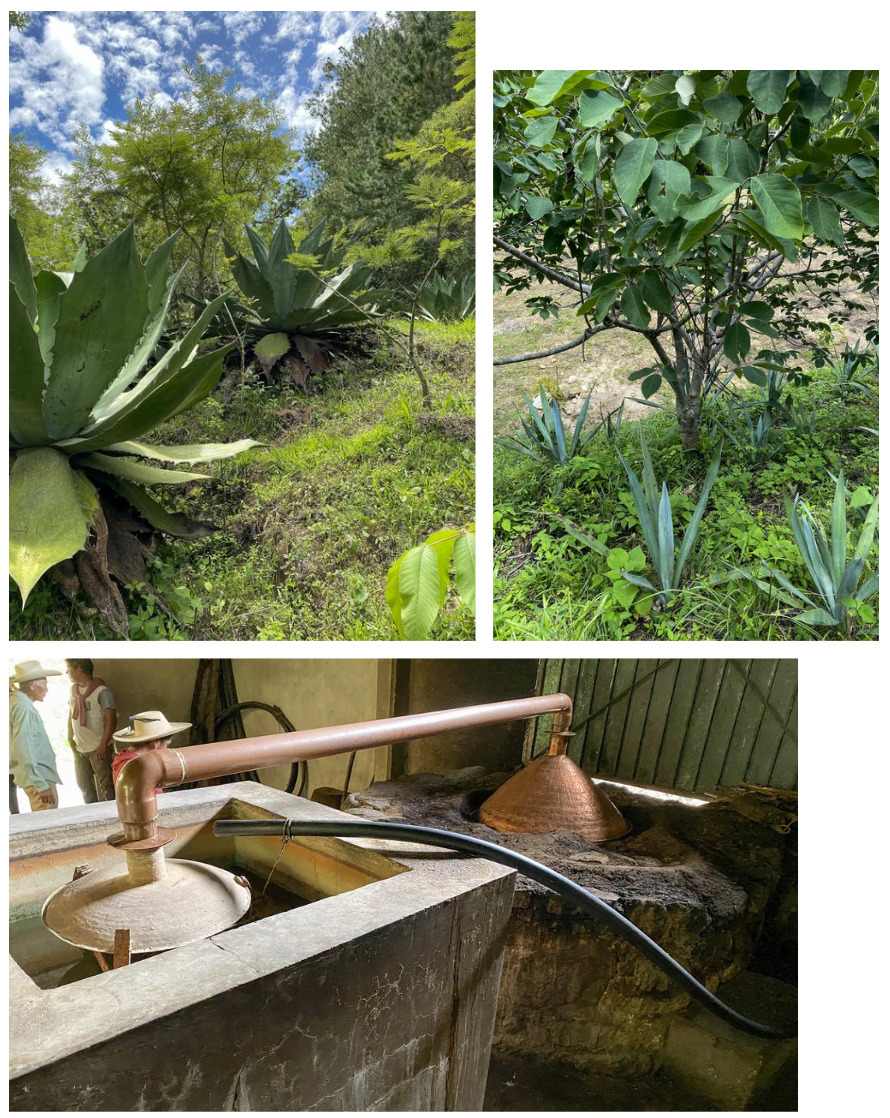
[169,748,189,784]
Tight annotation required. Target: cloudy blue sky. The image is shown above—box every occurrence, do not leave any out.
[8,10,389,182]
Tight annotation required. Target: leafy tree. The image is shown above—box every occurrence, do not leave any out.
[494,69,879,449]
[63,62,294,300]
[303,11,458,257]
[9,12,30,30]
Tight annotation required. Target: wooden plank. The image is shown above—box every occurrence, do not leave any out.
[113,928,131,969]
[581,660,617,769]
[532,660,562,754]
[570,660,599,765]
[614,659,659,781]
[767,691,798,789]
[673,660,728,790]
[654,659,703,787]
[745,660,798,785]
[595,659,638,777]
[719,660,779,787]
[634,659,680,783]
[696,660,751,790]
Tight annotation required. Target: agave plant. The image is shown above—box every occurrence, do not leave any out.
[495,388,616,468]
[615,431,722,607]
[733,471,879,634]
[9,217,257,633]
[414,273,475,322]
[219,219,378,387]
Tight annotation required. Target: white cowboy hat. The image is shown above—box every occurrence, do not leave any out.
[113,711,192,745]
[10,660,63,684]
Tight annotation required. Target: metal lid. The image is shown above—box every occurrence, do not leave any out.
[42,859,252,954]
[478,753,631,842]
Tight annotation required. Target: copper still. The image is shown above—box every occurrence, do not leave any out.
[42,693,628,960]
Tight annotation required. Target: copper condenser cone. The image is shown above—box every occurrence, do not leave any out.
[478,752,630,842]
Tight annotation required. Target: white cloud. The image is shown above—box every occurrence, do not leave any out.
[223,11,264,44]
[39,150,74,187]
[276,86,321,137]
[8,15,105,149]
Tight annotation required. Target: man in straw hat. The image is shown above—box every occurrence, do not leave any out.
[112,711,192,793]
[9,661,64,811]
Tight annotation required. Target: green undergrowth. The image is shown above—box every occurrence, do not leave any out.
[494,367,879,641]
[11,320,476,640]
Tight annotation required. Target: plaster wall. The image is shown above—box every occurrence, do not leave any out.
[401,659,540,774]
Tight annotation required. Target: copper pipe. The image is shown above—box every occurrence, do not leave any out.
[115,694,574,844]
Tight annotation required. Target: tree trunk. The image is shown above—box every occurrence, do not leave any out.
[677,397,701,451]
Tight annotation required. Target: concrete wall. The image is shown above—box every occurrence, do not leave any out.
[83,658,541,794]
[401,659,540,774]
[10,785,515,1112]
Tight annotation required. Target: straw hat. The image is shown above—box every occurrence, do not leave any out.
[113,711,192,745]
[10,661,63,684]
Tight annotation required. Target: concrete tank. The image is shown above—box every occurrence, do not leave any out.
[9,783,514,1111]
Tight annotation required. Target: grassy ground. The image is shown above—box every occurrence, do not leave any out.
[493,363,879,642]
[11,320,475,641]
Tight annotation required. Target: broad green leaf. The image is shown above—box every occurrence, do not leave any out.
[385,553,406,637]
[837,189,878,226]
[525,195,554,220]
[255,331,290,364]
[452,529,476,611]
[613,137,658,204]
[100,439,259,463]
[641,373,662,398]
[795,607,840,627]
[675,214,722,257]
[639,270,673,314]
[739,300,773,322]
[620,284,650,328]
[526,70,594,107]
[641,73,680,100]
[9,448,97,602]
[606,547,629,571]
[675,176,737,221]
[10,281,49,447]
[42,225,151,440]
[750,174,804,239]
[76,452,211,485]
[803,198,844,250]
[746,71,791,116]
[524,115,559,147]
[9,215,37,324]
[808,70,851,97]
[675,75,696,106]
[675,122,703,154]
[646,160,691,222]
[724,138,759,183]
[578,91,622,128]
[741,366,768,386]
[703,93,742,124]
[397,543,445,640]
[724,321,751,365]
[696,133,729,176]
[796,72,832,122]
[645,108,700,137]
[423,527,459,603]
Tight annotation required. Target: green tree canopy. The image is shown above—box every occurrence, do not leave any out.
[494,69,879,448]
[302,12,459,240]
[62,61,295,299]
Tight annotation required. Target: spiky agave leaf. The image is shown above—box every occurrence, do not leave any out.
[8,219,259,618]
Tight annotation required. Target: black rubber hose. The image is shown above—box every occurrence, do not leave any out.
[213,818,796,1040]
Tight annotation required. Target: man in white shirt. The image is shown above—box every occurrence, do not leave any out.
[65,659,116,803]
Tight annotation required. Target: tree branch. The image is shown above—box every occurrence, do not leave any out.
[493,234,589,294]
[493,325,609,366]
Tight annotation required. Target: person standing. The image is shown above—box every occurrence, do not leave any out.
[9,661,63,812]
[65,659,116,803]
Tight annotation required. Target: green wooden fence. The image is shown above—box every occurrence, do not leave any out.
[530,659,797,793]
